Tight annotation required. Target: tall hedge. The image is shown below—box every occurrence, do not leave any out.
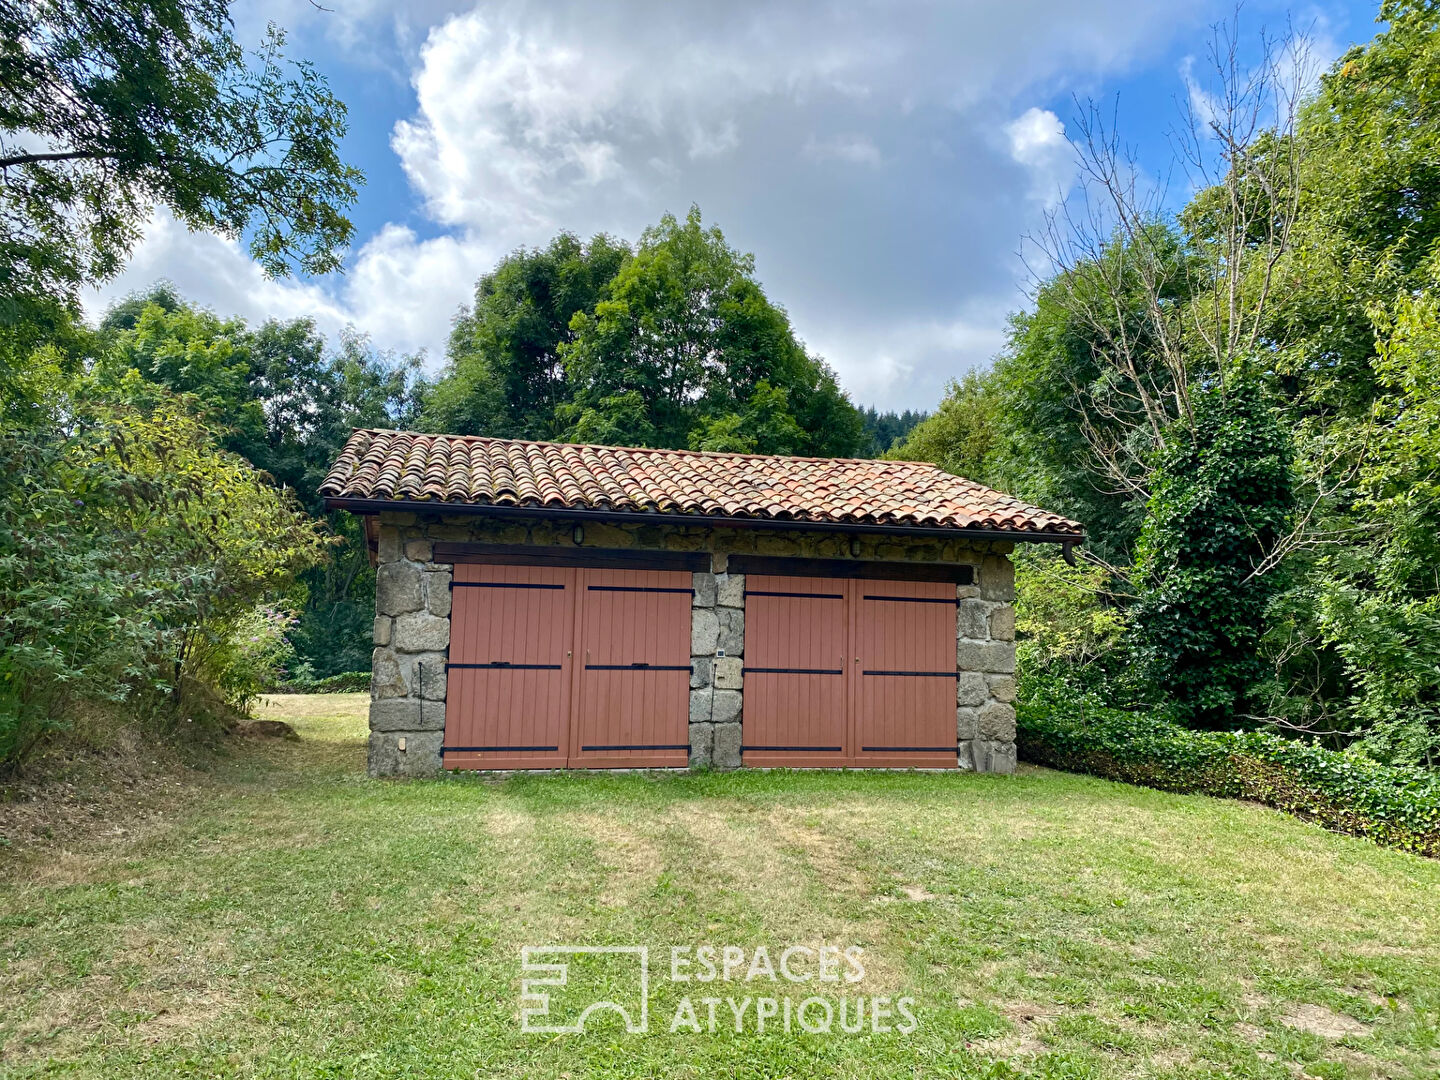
[1018,690,1440,858]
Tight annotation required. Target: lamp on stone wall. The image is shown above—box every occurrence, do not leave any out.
[572,524,585,545]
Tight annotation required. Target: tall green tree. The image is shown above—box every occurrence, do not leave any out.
[559,207,863,455]
[420,233,630,440]
[1130,381,1296,727]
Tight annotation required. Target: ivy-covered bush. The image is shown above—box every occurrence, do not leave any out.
[1018,683,1440,857]
[1129,379,1296,727]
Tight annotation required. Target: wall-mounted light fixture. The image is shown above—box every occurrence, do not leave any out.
[849,535,862,557]
[572,523,585,545]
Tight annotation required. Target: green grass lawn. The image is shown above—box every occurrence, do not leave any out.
[2,694,1438,1079]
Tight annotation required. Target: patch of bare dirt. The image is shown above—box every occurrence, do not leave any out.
[1280,1004,1372,1039]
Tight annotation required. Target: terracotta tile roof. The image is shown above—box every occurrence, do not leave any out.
[320,429,1083,536]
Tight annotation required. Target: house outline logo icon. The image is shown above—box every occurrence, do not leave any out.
[520,946,650,1034]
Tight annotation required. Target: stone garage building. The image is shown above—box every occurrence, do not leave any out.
[320,430,1083,778]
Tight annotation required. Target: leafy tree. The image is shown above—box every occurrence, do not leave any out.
[101,287,418,507]
[99,288,418,678]
[559,207,863,455]
[0,368,326,768]
[420,233,630,440]
[887,371,1002,480]
[0,0,360,324]
[1130,380,1296,727]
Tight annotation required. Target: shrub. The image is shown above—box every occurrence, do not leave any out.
[206,605,298,714]
[0,376,328,769]
[1018,682,1440,858]
[277,670,371,694]
[1129,379,1296,726]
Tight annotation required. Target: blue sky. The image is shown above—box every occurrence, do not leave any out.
[90,0,1385,412]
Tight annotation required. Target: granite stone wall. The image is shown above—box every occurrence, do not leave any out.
[363,511,1017,777]
[955,554,1018,774]
[687,552,744,769]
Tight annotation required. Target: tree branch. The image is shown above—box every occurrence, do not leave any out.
[0,148,111,169]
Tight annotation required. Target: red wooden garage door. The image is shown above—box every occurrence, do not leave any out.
[742,576,957,768]
[444,563,576,770]
[853,581,959,768]
[570,569,692,768]
[443,564,692,769]
[742,576,849,767]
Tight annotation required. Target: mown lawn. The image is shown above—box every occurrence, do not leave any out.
[2,694,1438,1079]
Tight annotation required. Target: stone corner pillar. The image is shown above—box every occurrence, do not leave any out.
[956,552,1017,774]
[368,520,450,778]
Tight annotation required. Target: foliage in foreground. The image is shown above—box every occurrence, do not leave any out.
[0,0,359,323]
[1018,686,1440,857]
[0,360,327,769]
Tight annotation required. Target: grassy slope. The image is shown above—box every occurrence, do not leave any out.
[1,694,1437,1079]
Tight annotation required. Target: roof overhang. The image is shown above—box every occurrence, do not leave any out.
[323,496,1086,548]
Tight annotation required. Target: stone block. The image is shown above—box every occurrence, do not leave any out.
[691,609,720,656]
[393,612,451,653]
[977,701,1016,742]
[692,572,717,607]
[755,532,801,555]
[956,600,991,641]
[376,526,403,563]
[989,604,1015,641]
[369,697,421,731]
[716,573,745,608]
[717,608,745,656]
[957,639,1016,674]
[418,699,447,731]
[713,656,743,690]
[414,653,448,700]
[713,723,742,769]
[367,730,443,777]
[581,522,636,548]
[373,615,393,647]
[689,687,713,724]
[711,551,729,573]
[712,688,742,725]
[689,722,714,769]
[378,511,417,526]
[987,675,1017,703]
[428,524,471,542]
[690,657,712,689]
[957,706,979,741]
[375,561,423,615]
[425,571,453,617]
[956,584,980,600]
[956,671,989,707]
[980,555,1016,602]
[371,647,407,699]
[404,538,434,562]
[965,739,1017,774]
